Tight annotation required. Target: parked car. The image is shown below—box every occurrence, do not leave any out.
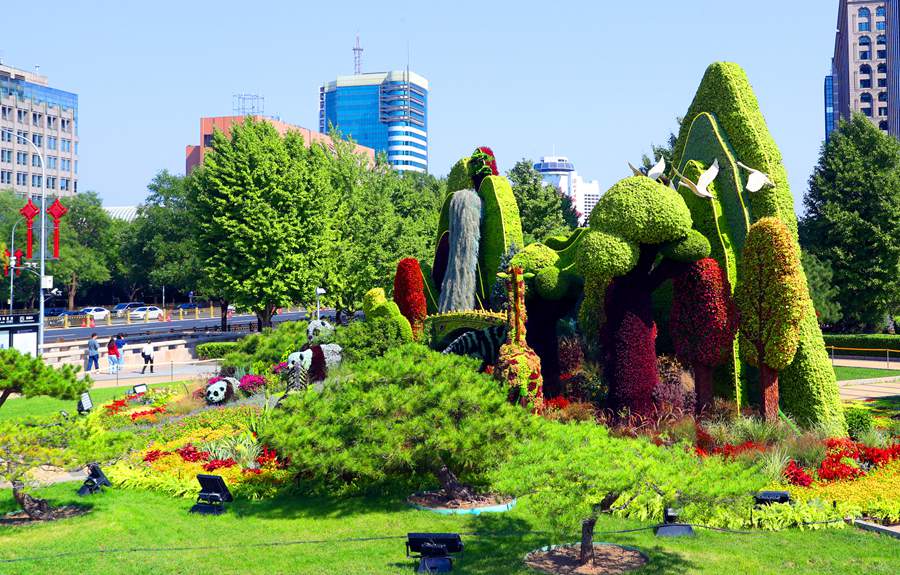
[128,306,163,320]
[176,303,200,310]
[44,307,67,317]
[80,307,110,321]
[113,302,146,318]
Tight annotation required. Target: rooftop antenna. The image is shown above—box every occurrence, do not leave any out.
[353,35,363,75]
[34,64,40,75]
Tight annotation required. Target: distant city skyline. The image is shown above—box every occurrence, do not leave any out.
[0,1,838,211]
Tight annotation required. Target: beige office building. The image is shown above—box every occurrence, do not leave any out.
[0,62,78,197]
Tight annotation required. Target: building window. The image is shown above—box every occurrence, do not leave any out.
[860,35,872,59]
[880,120,890,130]
[16,172,27,186]
[879,49,888,58]
[0,149,10,163]
[16,152,27,165]
[45,177,56,190]
[861,64,873,88]
[879,78,888,87]
[61,118,71,133]
[860,7,872,31]
[878,6,886,17]
[880,92,889,101]
[0,131,10,143]
[47,136,57,150]
[863,107,874,116]
[0,106,10,121]
[46,116,57,130]
[880,107,889,116]
[61,159,71,171]
[61,139,71,152]
[878,20,886,30]
[878,63,888,74]
[31,112,42,127]
[861,49,871,59]
[0,171,10,185]
[16,110,26,123]
[31,174,41,188]
[861,78,873,88]
[32,134,42,147]
[878,34,887,44]
[31,154,40,167]
[862,92,874,103]
[47,156,57,169]
[59,178,69,192]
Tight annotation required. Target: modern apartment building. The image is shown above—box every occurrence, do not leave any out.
[534,156,602,225]
[826,0,900,140]
[319,71,428,173]
[185,115,375,174]
[0,62,78,196]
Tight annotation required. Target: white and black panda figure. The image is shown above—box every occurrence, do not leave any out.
[286,343,342,383]
[306,320,335,344]
[205,377,237,405]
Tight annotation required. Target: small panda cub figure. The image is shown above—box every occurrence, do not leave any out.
[206,377,237,405]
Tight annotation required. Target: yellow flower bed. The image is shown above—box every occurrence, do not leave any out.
[787,459,900,523]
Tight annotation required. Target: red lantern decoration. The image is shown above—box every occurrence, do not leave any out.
[47,199,68,259]
[18,197,39,260]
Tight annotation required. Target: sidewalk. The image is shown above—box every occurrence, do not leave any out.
[82,360,218,389]
[832,356,900,370]
[838,377,900,401]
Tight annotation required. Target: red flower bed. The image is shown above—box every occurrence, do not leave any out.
[256,446,285,469]
[176,444,210,463]
[860,443,900,467]
[203,458,237,472]
[543,397,571,412]
[393,258,427,338]
[105,399,128,415]
[130,406,166,422]
[783,460,813,487]
[143,450,170,463]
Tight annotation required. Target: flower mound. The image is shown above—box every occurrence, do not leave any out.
[393,258,427,340]
[783,460,813,487]
[238,374,267,395]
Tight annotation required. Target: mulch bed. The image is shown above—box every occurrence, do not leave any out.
[525,544,648,575]
[408,490,513,510]
[0,505,91,526]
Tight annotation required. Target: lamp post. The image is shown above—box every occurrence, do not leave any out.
[315,287,326,322]
[9,216,23,313]
[1,127,47,354]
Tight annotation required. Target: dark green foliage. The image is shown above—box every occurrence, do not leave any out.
[844,407,874,440]
[195,342,239,360]
[822,333,900,356]
[0,349,88,410]
[801,251,843,326]
[489,244,520,312]
[334,316,411,364]
[262,345,534,495]
[507,159,574,245]
[801,114,900,330]
[221,321,308,370]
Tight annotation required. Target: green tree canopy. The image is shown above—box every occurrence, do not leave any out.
[507,159,574,244]
[0,348,87,409]
[801,250,842,327]
[801,114,900,330]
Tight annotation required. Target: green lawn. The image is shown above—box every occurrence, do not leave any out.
[833,366,900,382]
[0,382,187,422]
[0,484,896,574]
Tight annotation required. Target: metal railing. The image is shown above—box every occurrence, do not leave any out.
[828,345,900,370]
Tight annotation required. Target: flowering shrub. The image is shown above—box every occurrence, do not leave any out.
[176,444,210,463]
[203,458,237,472]
[393,258,427,340]
[543,397,571,412]
[783,460,813,487]
[272,361,288,375]
[788,460,900,524]
[130,406,166,423]
[105,399,128,415]
[238,374,267,396]
[143,450,168,463]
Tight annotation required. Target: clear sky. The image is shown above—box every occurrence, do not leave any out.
[3,0,836,212]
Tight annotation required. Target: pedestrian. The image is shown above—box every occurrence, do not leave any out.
[106,337,119,374]
[115,333,127,370]
[141,340,154,374]
[86,333,100,373]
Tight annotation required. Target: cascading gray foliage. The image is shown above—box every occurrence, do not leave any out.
[438,189,483,312]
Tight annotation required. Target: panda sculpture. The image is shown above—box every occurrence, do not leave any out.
[286,343,342,383]
[205,377,237,405]
[306,320,335,344]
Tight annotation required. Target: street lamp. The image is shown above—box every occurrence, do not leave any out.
[9,216,24,313]
[1,127,47,354]
[315,287,326,322]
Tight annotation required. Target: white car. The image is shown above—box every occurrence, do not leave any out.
[80,307,110,321]
[129,306,163,320]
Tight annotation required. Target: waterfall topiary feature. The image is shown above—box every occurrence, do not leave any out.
[439,189,483,313]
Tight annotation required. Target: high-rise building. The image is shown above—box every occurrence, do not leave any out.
[826,0,900,140]
[319,71,428,173]
[534,156,602,225]
[185,115,375,174]
[0,62,78,196]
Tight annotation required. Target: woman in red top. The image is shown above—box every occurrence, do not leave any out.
[107,337,119,374]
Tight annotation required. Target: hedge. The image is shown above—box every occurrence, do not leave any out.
[477,175,524,299]
[822,334,900,357]
[195,342,239,359]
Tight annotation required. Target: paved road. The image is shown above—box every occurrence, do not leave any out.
[43,310,331,342]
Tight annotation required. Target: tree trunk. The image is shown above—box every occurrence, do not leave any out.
[12,481,53,520]
[219,299,229,332]
[759,364,779,422]
[0,388,13,409]
[694,364,714,415]
[580,516,597,565]
[256,304,274,331]
[435,463,474,502]
[67,273,78,310]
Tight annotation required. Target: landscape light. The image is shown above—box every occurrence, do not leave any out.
[189,474,233,515]
[76,392,93,414]
[653,507,695,537]
[754,491,792,506]
[77,463,111,496]
[406,533,463,573]
[132,383,148,395]
[59,410,69,419]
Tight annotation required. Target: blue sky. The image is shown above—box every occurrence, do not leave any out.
[3,0,835,212]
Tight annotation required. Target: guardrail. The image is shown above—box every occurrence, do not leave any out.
[828,346,900,369]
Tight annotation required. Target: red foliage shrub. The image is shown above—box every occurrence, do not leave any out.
[861,443,900,467]
[257,446,284,468]
[143,450,169,463]
[783,460,813,487]
[203,458,237,472]
[176,444,210,463]
[393,258,427,339]
[105,399,128,415]
[712,440,766,458]
[612,311,658,415]
[557,337,584,375]
[543,397,571,412]
[130,406,166,422]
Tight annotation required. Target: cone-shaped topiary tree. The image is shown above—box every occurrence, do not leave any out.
[670,258,737,414]
[735,218,808,422]
[393,258,427,340]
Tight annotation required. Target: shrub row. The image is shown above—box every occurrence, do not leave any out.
[822,334,900,357]
[195,342,239,360]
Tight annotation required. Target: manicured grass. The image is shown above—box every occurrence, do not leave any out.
[0,484,897,574]
[833,366,900,382]
[0,382,188,422]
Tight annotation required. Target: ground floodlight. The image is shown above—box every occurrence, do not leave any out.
[77,463,111,496]
[189,474,233,515]
[59,410,69,419]
[132,383,148,395]
[754,491,792,506]
[406,533,463,573]
[654,507,695,537]
[77,392,93,414]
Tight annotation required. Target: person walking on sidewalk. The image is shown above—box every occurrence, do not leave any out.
[106,337,119,374]
[141,340,155,374]
[86,333,100,373]
[115,333,127,370]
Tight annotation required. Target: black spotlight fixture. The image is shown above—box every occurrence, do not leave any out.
[754,491,792,506]
[189,474,233,515]
[76,392,93,415]
[406,533,463,573]
[77,463,111,496]
[59,410,70,420]
[653,507,695,537]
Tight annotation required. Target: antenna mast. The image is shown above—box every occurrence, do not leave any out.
[353,35,364,75]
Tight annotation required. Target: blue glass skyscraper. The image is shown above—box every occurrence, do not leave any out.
[319,71,428,173]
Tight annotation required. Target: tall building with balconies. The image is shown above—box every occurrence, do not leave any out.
[0,62,78,196]
[826,1,900,140]
[319,71,428,173]
[534,156,602,225]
